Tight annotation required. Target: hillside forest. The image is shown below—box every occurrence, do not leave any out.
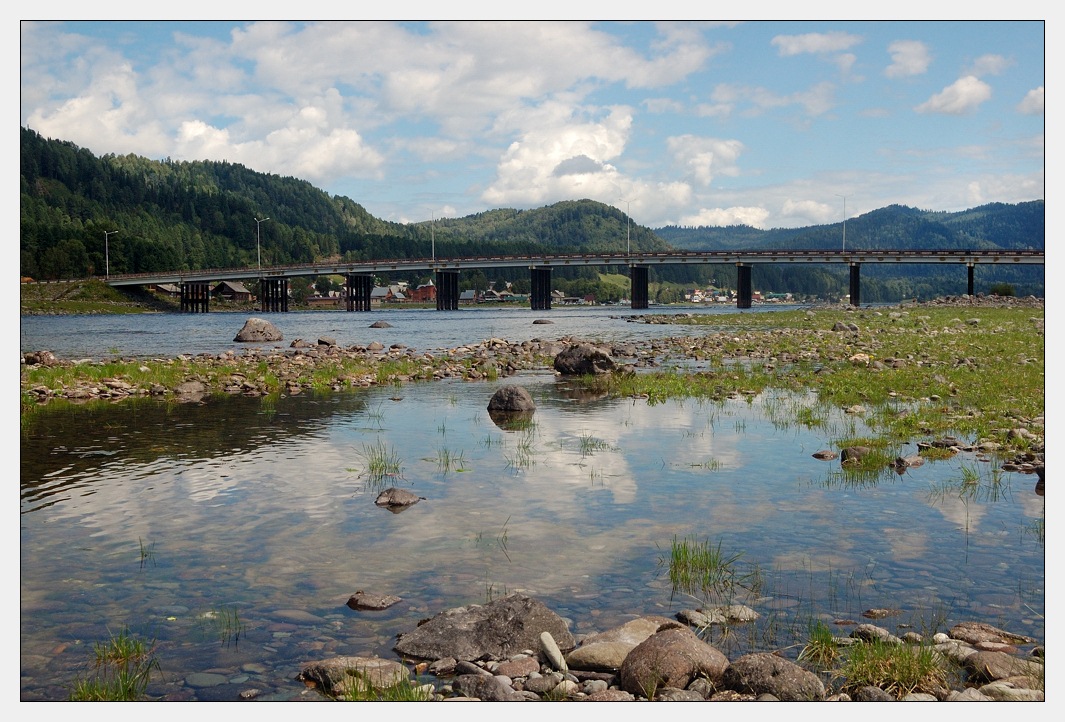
[20,127,1044,302]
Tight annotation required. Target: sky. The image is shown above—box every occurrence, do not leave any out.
[18,12,1047,232]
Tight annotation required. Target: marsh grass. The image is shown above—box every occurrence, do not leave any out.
[577,431,613,457]
[69,628,159,701]
[341,674,433,701]
[661,535,759,602]
[797,619,839,668]
[357,441,403,484]
[474,516,511,562]
[834,639,951,699]
[429,447,468,473]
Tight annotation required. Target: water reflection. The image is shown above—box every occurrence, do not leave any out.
[20,377,1044,700]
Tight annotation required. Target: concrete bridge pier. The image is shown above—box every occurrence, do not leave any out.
[967,263,975,296]
[345,273,373,311]
[436,270,460,310]
[260,278,289,312]
[736,264,752,309]
[849,263,861,306]
[530,267,552,310]
[180,281,211,312]
[630,265,648,309]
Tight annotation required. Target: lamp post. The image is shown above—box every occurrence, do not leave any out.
[104,230,118,278]
[431,212,436,262]
[834,194,848,252]
[618,198,634,255]
[255,217,270,274]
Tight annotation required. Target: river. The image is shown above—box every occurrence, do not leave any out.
[19,305,1045,701]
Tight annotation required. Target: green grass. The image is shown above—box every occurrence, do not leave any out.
[357,441,403,484]
[797,619,839,668]
[833,639,952,699]
[661,535,746,601]
[69,628,159,701]
[341,675,432,701]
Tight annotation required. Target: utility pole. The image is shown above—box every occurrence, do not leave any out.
[835,194,848,252]
[104,230,118,278]
[255,216,270,274]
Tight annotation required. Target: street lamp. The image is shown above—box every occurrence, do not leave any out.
[835,194,848,252]
[618,198,634,255]
[104,230,118,278]
[431,212,436,262]
[255,216,270,273]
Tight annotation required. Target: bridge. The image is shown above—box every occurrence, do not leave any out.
[103,249,1045,312]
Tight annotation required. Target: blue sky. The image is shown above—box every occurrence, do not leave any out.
[19,14,1046,230]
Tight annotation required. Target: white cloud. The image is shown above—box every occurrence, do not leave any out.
[782,199,836,224]
[771,31,862,56]
[884,40,931,78]
[480,103,633,206]
[678,206,771,229]
[666,135,744,186]
[915,76,992,114]
[967,53,1012,77]
[1018,86,1044,115]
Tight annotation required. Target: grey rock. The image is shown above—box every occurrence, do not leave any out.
[297,656,410,698]
[374,487,423,509]
[540,631,568,673]
[393,592,575,663]
[553,343,616,375]
[346,590,402,611]
[452,674,525,701]
[949,621,1036,645]
[962,650,1044,683]
[234,317,282,342]
[619,625,729,697]
[566,616,677,672]
[853,685,895,701]
[721,652,826,701]
[487,385,537,413]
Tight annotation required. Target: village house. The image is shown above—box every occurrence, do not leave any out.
[212,280,253,302]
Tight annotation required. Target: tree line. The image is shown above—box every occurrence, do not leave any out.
[21,127,1043,300]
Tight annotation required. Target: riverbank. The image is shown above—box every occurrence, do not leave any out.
[21,294,1044,701]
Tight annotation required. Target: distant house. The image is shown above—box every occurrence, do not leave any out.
[370,285,405,303]
[212,280,253,302]
[153,283,181,297]
[459,289,478,304]
[408,281,436,302]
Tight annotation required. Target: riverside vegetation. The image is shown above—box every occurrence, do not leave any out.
[20,293,1044,701]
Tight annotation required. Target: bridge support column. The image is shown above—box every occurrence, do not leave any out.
[967,263,975,296]
[630,265,648,309]
[736,264,752,309]
[180,282,211,313]
[260,278,289,312]
[849,263,861,306]
[436,270,460,310]
[346,273,373,311]
[530,267,552,310]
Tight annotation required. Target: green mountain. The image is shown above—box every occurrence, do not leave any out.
[20,127,1043,300]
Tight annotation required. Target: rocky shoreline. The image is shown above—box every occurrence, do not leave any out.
[287,592,1044,702]
[22,295,1045,701]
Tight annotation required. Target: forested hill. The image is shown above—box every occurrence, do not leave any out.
[656,200,1044,252]
[20,127,1043,300]
[20,127,664,280]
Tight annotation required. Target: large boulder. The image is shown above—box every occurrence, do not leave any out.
[234,317,282,342]
[566,616,676,671]
[618,625,729,698]
[553,343,616,375]
[487,385,537,413]
[393,592,575,662]
[297,656,410,698]
[721,652,826,701]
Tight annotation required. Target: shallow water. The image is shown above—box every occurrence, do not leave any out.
[20,374,1044,701]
